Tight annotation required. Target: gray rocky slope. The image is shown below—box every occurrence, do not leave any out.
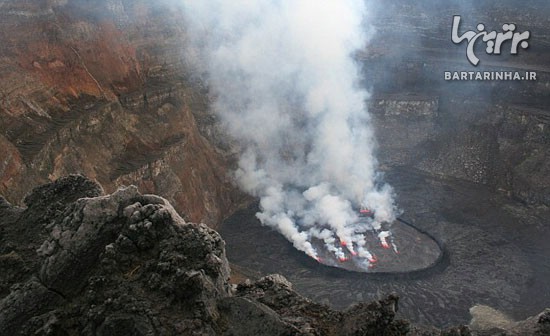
[0,175,548,335]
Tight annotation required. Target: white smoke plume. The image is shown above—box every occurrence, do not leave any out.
[180,0,397,261]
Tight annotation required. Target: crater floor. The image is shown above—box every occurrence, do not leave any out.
[221,168,550,327]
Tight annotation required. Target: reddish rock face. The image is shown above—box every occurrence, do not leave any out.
[2,0,547,229]
[0,0,244,227]
[0,136,26,200]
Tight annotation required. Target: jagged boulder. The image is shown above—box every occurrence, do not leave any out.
[234,275,414,336]
[0,176,546,335]
[0,175,231,335]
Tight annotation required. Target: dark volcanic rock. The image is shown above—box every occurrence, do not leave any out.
[0,176,546,335]
[233,275,411,336]
[1,176,232,335]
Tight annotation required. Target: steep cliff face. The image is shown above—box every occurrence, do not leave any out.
[2,0,547,224]
[0,0,243,227]
[363,0,550,206]
[1,0,548,223]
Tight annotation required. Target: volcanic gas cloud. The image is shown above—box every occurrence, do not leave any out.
[181,0,397,268]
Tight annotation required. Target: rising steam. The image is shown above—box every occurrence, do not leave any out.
[180,0,397,263]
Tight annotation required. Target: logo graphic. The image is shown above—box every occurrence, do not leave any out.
[451,15,531,66]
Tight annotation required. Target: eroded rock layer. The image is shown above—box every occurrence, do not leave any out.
[0,0,244,227]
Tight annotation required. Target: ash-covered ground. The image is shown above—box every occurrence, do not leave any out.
[221,168,550,328]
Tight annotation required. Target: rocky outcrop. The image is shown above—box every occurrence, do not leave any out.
[1,176,547,335]
[0,175,487,335]
[1,175,232,335]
